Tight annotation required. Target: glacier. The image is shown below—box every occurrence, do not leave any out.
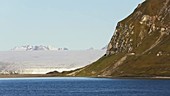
[0,50,105,74]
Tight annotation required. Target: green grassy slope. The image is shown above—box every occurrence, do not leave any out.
[74,0,170,77]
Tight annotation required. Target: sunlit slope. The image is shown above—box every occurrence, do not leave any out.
[75,0,170,77]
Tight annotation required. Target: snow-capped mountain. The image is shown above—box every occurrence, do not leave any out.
[11,45,68,51]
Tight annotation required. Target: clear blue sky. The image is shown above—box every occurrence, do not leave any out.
[0,0,143,51]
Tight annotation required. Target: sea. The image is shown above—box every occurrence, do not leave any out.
[0,77,170,96]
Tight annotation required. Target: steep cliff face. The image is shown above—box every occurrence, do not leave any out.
[73,0,170,77]
[107,0,170,55]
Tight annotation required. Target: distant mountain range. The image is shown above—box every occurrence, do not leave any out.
[11,45,107,51]
[11,45,69,51]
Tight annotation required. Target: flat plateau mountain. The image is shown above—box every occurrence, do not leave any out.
[68,0,170,77]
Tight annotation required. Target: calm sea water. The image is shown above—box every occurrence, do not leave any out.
[0,77,170,96]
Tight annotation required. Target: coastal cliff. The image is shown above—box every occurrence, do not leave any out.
[73,0,170,77]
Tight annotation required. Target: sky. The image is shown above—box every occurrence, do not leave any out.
[0,0,143,51]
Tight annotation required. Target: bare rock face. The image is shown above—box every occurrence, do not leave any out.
[106,0,170,56]
[74,0,170,77]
